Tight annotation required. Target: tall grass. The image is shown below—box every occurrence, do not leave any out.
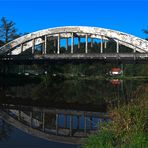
[82,84,148,147]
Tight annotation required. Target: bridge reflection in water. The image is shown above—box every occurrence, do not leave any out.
[0,105,108,144]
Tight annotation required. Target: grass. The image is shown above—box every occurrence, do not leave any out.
[82,84,148,148]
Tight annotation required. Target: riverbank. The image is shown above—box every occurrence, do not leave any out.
[82,84,148,147]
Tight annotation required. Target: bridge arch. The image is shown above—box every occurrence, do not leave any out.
[0,26,148,55]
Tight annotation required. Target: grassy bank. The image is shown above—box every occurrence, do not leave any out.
[82,84,148,147]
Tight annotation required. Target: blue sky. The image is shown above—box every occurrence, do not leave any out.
[0,0,147,38]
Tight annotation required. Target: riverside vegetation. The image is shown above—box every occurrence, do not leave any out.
[82,84,148,148]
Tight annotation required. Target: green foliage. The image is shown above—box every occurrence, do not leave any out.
[83,130,115,148]
[82,84,148,148]
[0,17,19,43]
[0,40,4,47]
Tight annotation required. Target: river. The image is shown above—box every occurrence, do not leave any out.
[0,74,147,148]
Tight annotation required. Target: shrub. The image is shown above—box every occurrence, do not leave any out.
[82,84,148,147]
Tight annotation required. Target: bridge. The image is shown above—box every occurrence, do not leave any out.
[0,104,108,144]
[0,26,148,63]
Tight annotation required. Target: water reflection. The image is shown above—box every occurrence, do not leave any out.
[0,75,147,145]
[0,105,108,144]
[110,79,122,85]
[0,118,12,141]
[0,75,145,111]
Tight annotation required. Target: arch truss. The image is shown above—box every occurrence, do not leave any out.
[0,26,148,56]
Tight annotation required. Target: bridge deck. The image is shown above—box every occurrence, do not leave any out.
[0,53,148,64]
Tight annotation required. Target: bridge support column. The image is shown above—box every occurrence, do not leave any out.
[91,38,93,48]
[56,113,59,135]
[90,116,92,130]
[100,36,103,53]
[77,116,79,129]
[133,47,136,60]
[133,47,136,53]
[30,112,33,127]
[54,39,56,47]
[18,110,21,120]
[104,41,107,49]
[53,39,56,53]
[21,44,23,53]
[78,37,80,49]
[9,51,12,55]
[66,38,68,50]
[32,39,35,54]
[84,112,87,135]
[57,34,60,54]
[44,35,47,54]
[85,34,88,53]
[71,33,74,53]
[69,114,72,136]
[64,113,67,128]
[116,40,119,53]
[42,112,45,131]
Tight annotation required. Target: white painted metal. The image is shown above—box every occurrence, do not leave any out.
[100,36,103,53]
[44,35,47,54]
[57,34,60,54]
[66,38,68,50]
[91,38,93,48]
[78,37,80,49]
[71,33,74,54]
[0,26,148,55]
[116,40,119,53]
[85,34,88,53]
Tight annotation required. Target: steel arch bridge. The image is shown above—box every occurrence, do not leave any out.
[0,26,148,63]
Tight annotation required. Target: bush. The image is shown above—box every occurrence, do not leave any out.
[83,130,114,148]
[82,84,148,148]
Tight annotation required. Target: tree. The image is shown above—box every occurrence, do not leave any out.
[143,29,148,34]
[0,40,4,47]
[0,17,18,43]
[143,28,148,40]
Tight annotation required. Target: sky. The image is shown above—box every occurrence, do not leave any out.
[0,0,148,39]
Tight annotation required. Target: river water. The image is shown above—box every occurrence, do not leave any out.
[0,74,147,148]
